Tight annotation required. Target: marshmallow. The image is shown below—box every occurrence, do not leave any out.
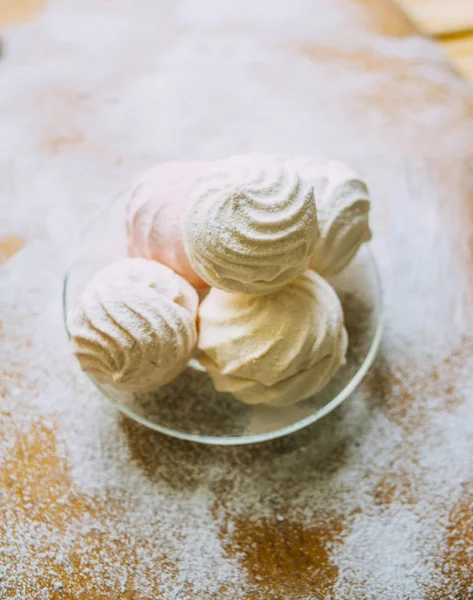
[126,162,209,289]
[183,153,319,294]
[289,158,371,275]
[198,269,348,406]
[68,258,197,391]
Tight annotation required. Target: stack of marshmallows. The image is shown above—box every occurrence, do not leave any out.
[68,154,371,408]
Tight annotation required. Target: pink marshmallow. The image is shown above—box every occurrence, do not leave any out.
[125,161,209,290]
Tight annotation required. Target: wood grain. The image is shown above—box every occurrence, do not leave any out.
[443,36,473,81]
[397,0,473,36]
[396,0,473,82]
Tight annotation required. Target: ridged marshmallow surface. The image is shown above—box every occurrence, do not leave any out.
[183,153,319,295]
[289,158,371,276]
[85,258,199,317]
[198,269,348,406]
[68,258,198,392]
[126,162,209,289]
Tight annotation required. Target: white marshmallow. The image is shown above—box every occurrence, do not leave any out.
[289,158,371,275]
[68,258,197,391]
[183,153,319,295]
[198,269,348,406]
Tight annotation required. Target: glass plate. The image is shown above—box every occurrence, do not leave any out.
[63,192,383,445]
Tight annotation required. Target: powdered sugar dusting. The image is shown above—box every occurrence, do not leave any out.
[2,0,473,597]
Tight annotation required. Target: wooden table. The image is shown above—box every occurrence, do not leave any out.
[1,0,473,598]
[397,0,473,80]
